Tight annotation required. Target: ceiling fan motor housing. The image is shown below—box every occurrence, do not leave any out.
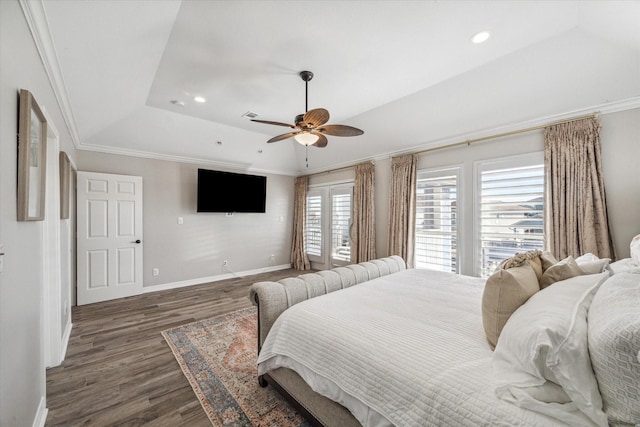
[300,70,314,82]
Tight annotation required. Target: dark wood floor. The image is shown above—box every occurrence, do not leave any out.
[45,268,300,426]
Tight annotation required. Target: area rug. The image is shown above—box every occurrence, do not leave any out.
[162,306,310,427]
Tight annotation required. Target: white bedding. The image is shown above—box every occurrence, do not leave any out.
[257,269,565,426]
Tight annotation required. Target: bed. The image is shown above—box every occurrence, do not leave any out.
[250,253,640,427]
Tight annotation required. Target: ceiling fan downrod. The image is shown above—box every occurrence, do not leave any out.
[300,71,313,113]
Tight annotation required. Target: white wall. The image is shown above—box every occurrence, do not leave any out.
[599,108,640,258]
[0,1,77,425]
[77,152,295,288]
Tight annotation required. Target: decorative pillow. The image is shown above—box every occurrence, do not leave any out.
[588,272,640,426]
[501,250,543,272]
[493,272,610,427]
[608,258,640,275]
[631,233,640,265]
[500,251,544,280]
[575,253,611,274]
[540,251,558,272]
[539,256,583,289]
[578,259,610,274]
[482,263,540,349]
[575,253,599,264]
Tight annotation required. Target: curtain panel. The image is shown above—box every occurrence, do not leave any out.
[351,162,376,263]
[388,154,417,267]
[291,176,311,270]
[544,117,615,260]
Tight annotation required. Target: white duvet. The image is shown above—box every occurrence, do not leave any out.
[257,269,565,426]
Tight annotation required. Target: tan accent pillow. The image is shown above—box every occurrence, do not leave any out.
[500,250,543,280]
[539,256,583,289]
[482,263,540,349]
[526,257,543,280]
[540,251,558,272]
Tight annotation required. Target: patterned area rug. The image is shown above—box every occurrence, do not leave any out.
[162,307,310,427]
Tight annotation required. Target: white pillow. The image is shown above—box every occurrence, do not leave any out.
[608,258,640,275]
[631,233,640,265]
[575,253,600,264]
[493,272,609,427]
[575,253,611,274]
[588,272,640,425]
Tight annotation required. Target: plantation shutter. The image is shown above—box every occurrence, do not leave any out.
[331,188,352,263]
[415,168,458,273]
[479,163,544,277]
[305,190,322,258]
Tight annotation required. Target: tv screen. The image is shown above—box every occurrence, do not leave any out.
[197,169,267,213]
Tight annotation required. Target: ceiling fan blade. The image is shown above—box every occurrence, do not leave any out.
[251,119,296,129]
[312,133,328,148]
[317,124,364,137]
[302,108,330,128]
[267,132,299,143]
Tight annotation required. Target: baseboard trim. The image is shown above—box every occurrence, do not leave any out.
[32,396,48,427]
[60,320,73,362]
[142,264,292,294]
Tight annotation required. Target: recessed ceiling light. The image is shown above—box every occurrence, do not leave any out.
[170,100,185,107]
[194,96,206,103]
[472,30,491,44]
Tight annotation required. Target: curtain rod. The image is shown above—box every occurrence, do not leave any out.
[411,113,599,156]
[308,160,375,177]
[308,113,597,176]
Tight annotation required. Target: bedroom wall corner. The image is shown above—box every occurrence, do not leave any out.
[599,107,640,259]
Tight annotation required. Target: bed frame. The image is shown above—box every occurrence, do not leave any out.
[250,256,406,427]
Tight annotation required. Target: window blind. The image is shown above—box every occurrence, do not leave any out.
[415,169,458,273]
[479,163,544,277]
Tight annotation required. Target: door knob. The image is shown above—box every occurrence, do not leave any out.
[133,239,141,244]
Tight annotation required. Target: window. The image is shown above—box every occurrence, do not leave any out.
[415,167,459,272]
[305,190,322,257]
[305,184,353,267]
[477,155,544,277]
[331,188,352,262]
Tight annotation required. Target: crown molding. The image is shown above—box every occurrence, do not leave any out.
[78,143,300,176]
[301,96,640,176]
[394,96,640,159]
[20,0,82,149]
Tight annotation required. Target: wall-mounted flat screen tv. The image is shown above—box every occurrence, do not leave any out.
[197,168,267,213]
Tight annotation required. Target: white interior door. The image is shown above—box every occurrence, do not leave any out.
[77,172,143,305]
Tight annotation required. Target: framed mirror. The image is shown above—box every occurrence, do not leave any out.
[18,89,47,221]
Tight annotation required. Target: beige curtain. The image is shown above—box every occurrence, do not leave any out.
[388,154,417,267]
[351,162,376,263]
[544,117,615,260]
[291,176,311,270]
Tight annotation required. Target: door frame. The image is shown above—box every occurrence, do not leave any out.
[307,180,354,270]
[40,106,66,368]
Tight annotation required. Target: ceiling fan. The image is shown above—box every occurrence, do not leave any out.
[251,71,364,148]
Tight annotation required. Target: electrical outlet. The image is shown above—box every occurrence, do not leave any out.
[152,268,159,276]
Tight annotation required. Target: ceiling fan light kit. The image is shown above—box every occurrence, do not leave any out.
[251,70,364,149]
[294,132,319,146]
